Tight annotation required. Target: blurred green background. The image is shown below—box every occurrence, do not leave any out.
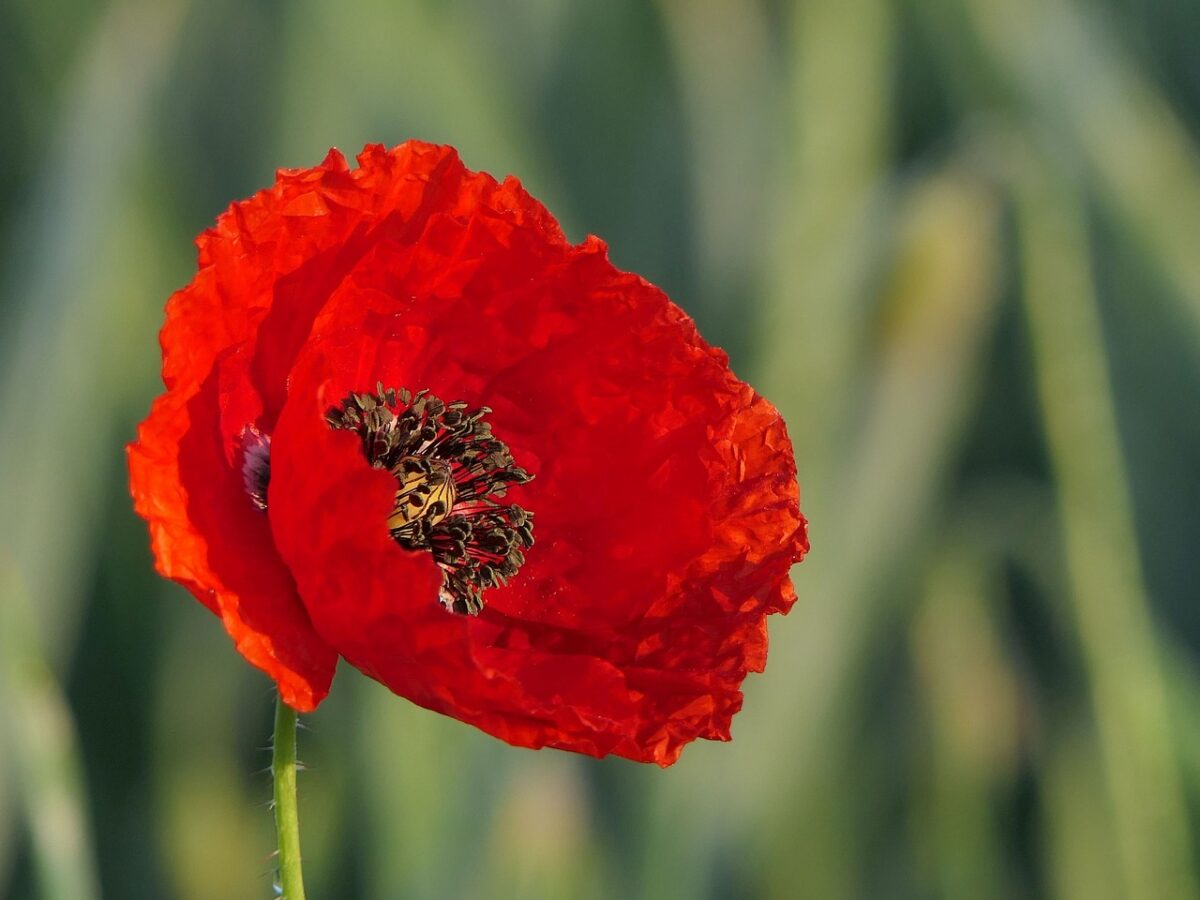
[2,0,1200,897]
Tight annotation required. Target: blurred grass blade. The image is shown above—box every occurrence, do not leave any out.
[0,4,186,888]
[152,604,274,900]
[657,0,776,332]
[763,156,1003,766]
[761,156,1004,896]
[0,734,13,894]
[760,0,894,469]
[1042,721,1124,900]
[0,0,188,661]
[952,0,1200,339]
[476,756,605,900]
[275,0,556,217]
[753,0,898,778]
[0,566,99,900]
[1016,157,1197,900]
[353,678,476,900]
[910,547,1021,900]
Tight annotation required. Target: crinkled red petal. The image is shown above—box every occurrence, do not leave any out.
[267,198,806,763]
[131,142,548,707]
[131,140,807,761]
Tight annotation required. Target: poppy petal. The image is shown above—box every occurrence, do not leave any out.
[132,141,806,763]
[268,232,806,763]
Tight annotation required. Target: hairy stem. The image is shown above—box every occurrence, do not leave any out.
[273,696,306,900]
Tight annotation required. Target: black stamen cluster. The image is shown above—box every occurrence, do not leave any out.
[325,384,534,615]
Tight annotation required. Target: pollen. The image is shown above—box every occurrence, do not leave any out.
[325,385,534,615]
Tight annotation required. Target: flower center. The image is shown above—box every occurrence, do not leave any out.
[324,385,534,615]
[388,456,457,534]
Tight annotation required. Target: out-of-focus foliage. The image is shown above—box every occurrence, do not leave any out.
[1,0,1199,897]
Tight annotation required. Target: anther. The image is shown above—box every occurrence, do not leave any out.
[326,385,534,615]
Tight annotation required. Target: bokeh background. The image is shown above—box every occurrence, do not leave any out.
[2,0,1200,897]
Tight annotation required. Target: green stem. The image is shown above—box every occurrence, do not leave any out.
[273,695,306,900]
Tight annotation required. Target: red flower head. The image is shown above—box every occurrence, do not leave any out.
[129,142,808,766]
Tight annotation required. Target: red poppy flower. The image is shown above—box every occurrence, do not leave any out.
[129,141,808,765]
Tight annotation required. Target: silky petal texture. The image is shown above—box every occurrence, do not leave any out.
[130,140,807,762]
